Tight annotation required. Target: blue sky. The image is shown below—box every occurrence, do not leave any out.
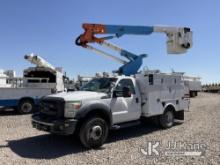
[0,0,219,84]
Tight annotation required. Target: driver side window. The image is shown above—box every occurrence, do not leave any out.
[115,79,135,94]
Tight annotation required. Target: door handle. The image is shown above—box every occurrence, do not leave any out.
[136,98,139,103]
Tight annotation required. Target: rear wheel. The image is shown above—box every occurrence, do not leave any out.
[79,116,108,148]
[159,110,174,129]
[195,91,198,96]
[190,91,197,97]
[18,99,34,114]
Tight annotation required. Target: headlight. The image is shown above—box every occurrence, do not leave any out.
[65,101,82,118]
[66,101,82,110]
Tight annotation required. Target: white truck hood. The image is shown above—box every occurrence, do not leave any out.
[47,91,107,101]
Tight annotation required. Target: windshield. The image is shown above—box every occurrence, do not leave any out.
[80,78,117,93]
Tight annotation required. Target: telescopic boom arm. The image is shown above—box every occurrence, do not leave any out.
[24,53,56,71]
[76,23,193,76]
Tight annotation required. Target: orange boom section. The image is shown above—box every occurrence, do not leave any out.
[76,24,106,47]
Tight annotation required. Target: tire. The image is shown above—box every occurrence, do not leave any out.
[159,109,174,129]
[18,99,34,114]
[192,92,195,97]
[190,91,193,97]
[191,91,197,97]
[195,91,198,96]
[79,116,109,149]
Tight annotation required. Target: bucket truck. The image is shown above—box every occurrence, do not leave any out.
[32,23,192,148]
[0,54,65,114]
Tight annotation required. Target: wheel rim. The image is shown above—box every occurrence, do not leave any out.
[21,102,32,113]
[88,125,103,141]
[165,111,174,126]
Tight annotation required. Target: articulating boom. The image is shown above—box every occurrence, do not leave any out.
[76,23,193,76]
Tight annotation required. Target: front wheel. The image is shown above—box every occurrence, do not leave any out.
[18,99,34,114]
[159,110,174,129]
[79,117,109,149]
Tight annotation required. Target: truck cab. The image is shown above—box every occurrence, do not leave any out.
[32,72,189,148]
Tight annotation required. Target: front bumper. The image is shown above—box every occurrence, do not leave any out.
[32,113,78,135]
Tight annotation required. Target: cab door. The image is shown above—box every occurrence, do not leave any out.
[110,78,141,124]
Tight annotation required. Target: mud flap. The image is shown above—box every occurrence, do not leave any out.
[175,110,184,120]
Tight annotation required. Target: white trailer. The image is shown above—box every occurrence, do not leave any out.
[0,54,65,113]
[183,76,201,97]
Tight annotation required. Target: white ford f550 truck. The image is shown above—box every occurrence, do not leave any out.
[32,70,189,148]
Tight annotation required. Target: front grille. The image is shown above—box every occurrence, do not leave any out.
[40,97,65,118]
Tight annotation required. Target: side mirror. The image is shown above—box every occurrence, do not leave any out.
[113,87,131,98]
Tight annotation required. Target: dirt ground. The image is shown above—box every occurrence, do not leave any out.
[0,92,219,165]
